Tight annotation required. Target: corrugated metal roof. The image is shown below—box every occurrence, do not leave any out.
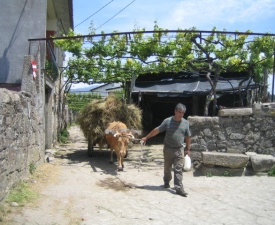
[133,78,258,95]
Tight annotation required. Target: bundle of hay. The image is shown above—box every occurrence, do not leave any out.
[77,95,142,146]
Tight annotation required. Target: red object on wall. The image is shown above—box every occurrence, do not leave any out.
[31,60,37,79]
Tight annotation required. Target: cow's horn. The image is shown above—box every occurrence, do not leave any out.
[114,133,120,137]
[127,134,135,139]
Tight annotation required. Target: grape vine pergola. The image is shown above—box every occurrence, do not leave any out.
[29,26,275,116]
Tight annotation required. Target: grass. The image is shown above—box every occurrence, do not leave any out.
[206,170,233,177]
[206,172,213,177]
[0,180,39,223]
[6,181,39,206]
[222,171,232,177]
[0,205,10,222]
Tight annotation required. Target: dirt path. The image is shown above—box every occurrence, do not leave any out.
[2,125,275,225]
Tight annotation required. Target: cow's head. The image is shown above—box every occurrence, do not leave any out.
[113,132,134,151]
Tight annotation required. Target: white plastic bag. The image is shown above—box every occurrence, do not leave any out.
[184,155,191,171]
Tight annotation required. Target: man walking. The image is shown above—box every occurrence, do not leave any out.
[141,103,191,197]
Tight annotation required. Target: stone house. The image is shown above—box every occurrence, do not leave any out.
[0,0,73,202]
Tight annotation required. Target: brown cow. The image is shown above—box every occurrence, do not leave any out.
[105,121,134,171]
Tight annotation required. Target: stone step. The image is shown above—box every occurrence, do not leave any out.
[202,152,249,169]
[200,165,245,177]
[251,154,275,172]
[218,107,253,117]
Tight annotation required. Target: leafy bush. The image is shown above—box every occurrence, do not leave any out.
[60,129,69,143]
[29,163,36,175]
[268,166,275,176]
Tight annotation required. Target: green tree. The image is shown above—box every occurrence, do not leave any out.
[55,25,275,115]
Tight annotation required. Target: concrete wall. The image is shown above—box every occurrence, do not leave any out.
[0,0,46,84]
[189,103,275,161]
[0,56,45,202]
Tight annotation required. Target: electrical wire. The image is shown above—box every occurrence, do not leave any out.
[74,0,115,28]
[96,0,136,31]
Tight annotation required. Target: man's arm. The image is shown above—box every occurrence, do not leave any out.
[184,136,191,156]
[141,128,159,142]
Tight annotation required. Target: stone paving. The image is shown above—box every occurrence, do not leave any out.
[3,126,275,225]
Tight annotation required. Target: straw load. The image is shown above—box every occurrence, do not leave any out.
[77,95,142,156]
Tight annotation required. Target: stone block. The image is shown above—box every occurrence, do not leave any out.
[0,89,12,103]
[202,152,249,168]
[253,103,275,117]
[201,165,245,176]
[218,108,253,117]
[190,151,202,161]
[188,116,219,126]
[251,154,275,172]
[227,148,244,154]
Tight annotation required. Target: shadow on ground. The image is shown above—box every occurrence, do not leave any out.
[54,146,120,175]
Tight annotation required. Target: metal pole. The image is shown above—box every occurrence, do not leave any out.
[272,48,275,102]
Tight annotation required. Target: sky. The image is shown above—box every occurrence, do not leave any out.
[71,0,275,94]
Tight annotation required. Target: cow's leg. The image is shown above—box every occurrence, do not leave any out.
[117,154,123,171]
[121,157,124,169]
[118,150,127,171]
[110,149,114,164]
[88,138,94,157]
[122,151,125,169]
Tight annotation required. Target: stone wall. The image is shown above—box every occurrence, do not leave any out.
[0,56,45,202]
[189,103,275,162]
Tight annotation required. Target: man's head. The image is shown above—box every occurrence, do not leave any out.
[174,103,186,120]
[175,103,186,113]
